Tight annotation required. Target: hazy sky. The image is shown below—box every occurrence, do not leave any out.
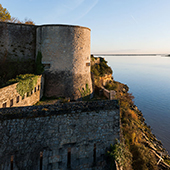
[1,0,170,54]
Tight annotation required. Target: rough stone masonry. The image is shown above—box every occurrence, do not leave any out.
[0,100,120,170]
[0,22,93,100]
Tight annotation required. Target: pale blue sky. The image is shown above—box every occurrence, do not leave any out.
[1,0,170,54]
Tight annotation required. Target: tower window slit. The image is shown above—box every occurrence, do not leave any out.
[10,99,13,107]
[93,144,96,164]
[16,96,19,103]
[67,148,71,168]
[40,152,43,170]
[11,155,13,170]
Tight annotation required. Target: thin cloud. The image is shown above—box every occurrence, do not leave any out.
[131,15,138,24]
[72,0,99,22]
[44,0,98,24]
[62,0,85,11]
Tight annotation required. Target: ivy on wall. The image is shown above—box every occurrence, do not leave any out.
[35,51,44,75]
[6,74,38,98]
[79,84,91,101]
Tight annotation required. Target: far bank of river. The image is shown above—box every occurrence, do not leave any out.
[98,55,170,153]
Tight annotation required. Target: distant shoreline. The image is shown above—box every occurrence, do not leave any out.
[92,54,167,56]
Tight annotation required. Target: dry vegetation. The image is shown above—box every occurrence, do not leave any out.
[91,56,170,170]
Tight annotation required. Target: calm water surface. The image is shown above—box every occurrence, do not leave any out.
[101,56,170,153]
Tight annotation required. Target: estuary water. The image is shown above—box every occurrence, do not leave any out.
[99,55,170,153]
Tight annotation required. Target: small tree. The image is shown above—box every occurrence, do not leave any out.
[0,4,11,21]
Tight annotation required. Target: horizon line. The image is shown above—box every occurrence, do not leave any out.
[91,53,169,56]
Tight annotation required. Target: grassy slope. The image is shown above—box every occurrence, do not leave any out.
[91,56,170,170]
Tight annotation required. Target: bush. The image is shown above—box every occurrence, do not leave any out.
[91,57,112,77]
[105,81,117,90]
[107,140,133,170]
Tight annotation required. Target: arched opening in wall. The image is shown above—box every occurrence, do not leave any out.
[10,99,13,107]
[11,155,13,170]
[93,144,96,165]
[40,152,43,170]
[16,96,19,103]
[27,92,29,97]
[67,148,71,168]
[2,102,6,108]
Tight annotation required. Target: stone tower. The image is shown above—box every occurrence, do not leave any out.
[36,25,92,100]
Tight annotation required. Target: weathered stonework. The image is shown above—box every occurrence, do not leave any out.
[0,22,36,62]
[0,22,93,101]
[36,25,92,100]
[0,75,44,108]
[0,100,120,170]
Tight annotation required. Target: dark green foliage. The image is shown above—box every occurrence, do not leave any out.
[91,57,112,77]
[35,51,44,75]
[91,54,96,61]
[105,81,117,90]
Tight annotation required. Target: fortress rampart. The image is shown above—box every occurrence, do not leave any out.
[0,22,92,100]
[0,75,44,108]
[0,100,120,170]
[36,25,92,99]
[0,22,36,61]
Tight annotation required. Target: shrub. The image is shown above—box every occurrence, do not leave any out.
[91,57,112,77]
[107,140,132,170]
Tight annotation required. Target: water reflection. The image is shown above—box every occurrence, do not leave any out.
[101,56,170,153]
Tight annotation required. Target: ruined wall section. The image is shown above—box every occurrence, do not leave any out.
[0,76,44,108]
[0,100,120,170]
[36,25,92,100]
[0,22,36,61]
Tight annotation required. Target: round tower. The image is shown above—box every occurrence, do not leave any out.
[36,24,92,100]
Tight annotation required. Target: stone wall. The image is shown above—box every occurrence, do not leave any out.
[0,75,44,108]
[0,100,120,170]
[36,25,93,100]
[101,86,116,100]
[0,22,36,60]
[0,22,93,100]
[0,22,36,61]
[0,22,36,83]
